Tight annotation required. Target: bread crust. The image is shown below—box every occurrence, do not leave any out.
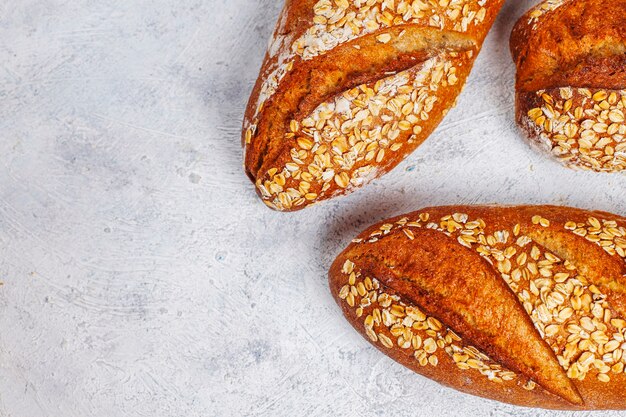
[329,205,626,409]
[511,0,626,172]
[243,0,505,211]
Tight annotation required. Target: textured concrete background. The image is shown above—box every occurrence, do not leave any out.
[2,0,626,416]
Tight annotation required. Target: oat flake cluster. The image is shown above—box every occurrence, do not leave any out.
[527,0,566,27]
[525,89,626,172]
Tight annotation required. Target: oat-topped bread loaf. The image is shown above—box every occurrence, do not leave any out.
[330,205,626,409]
[243,0,505,211]
[511,0,626,172]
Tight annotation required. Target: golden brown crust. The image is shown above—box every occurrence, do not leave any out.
[511,0,626,92]
[329,205,626,409]
[511,0,626,172]
[243,0,505,211]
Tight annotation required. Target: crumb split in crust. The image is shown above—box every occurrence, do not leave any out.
[330,206,626,409]
[511,0,626,172]
[243,0,504,211]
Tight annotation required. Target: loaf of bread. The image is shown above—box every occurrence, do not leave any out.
[329,205,626,409]
[511,0,626,172]
[243,0,505,211]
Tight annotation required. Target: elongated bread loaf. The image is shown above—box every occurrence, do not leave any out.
[243,0,504,211]
[329,205,626,409]
[511,0,626,172]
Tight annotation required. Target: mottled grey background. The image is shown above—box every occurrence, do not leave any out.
[1,0,626,416]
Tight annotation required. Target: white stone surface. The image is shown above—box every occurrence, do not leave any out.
[1,1,626,416]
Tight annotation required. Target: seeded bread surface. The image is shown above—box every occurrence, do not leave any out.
[511,0,626,172]
[330,205,626,410]
[243,0,505,211]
